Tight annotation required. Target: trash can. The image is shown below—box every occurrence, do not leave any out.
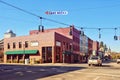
[25,59,29,64]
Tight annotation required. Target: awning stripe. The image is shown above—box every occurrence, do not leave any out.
[5,50,38,55]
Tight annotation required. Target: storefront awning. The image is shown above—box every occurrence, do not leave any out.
[63,51,72,54]
[5,50,38,55]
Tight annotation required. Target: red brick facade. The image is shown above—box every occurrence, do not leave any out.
[0,39,4,62]
[30,26,80,63]
[4,26,81,63]
[88,38,93,57]
[92,41,99,55]
[4,26,100,64]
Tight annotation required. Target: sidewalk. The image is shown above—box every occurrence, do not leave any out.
[108,62,120,68]
[0,62,88,67]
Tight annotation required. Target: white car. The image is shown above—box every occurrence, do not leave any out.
[117,58,120,64]
[88,56,102,66]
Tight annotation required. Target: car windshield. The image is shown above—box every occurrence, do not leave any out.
[89,56,99,60]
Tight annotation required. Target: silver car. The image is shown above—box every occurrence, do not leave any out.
[88,56,102,66]
[117,58,120,64]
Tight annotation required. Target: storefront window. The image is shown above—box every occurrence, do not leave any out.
[42,47,52,63]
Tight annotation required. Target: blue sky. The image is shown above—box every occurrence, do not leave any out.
[0,0,120,52]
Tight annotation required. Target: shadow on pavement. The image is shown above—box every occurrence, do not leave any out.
[0,64,86,80]
[101,64,112,67]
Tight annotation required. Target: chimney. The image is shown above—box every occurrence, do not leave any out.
[38,25,44,32]
[69,25,73,35]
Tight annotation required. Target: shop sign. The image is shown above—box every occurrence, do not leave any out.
[56,41,61,46]
[31,41,39,46]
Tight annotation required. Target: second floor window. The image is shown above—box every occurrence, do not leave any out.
[19,42,22,48]
[25,41,28,48]
[7,43,10,49]
[13,42,16,48]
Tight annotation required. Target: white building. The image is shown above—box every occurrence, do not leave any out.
[80,33,88,62]
[4,30,16,38]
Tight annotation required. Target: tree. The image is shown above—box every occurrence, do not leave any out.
[100,41,104,48]
[108,47,111,52]
[104,44,108,52]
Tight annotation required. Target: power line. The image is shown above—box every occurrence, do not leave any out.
[0,0,70,26]
[0,0,119,30]
[0,0,40,18]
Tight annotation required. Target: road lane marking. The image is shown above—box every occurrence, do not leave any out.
[94,76,100,80]
[70,71,120,78]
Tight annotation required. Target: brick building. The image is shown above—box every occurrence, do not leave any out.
[80,34,88,62]
[88,37,93,57]
[0,39,4,62]
[30,26,80,63]
[92,41,99,56]
[4,26,81,63]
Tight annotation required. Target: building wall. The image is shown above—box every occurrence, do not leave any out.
[80,35,88,54]
[80,34,88,62]
[55,32,73,63]
[92,41,99,55]
[4,32,55,63]
[0,39,4,62]
[88,38,93,57]
[72,26,80,54]
[30,26,81,62]
[4,31,74,63]
[3,26,99,64]
[30,27,72,39]
[4,30,16,38]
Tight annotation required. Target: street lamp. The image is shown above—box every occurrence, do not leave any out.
[23,43,25,64]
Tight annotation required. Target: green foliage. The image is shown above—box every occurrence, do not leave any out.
[104,44,108,51]
[99,41,108,52]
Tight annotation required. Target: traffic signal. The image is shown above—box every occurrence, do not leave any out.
[99,33,101,39]
[114,35,118,40]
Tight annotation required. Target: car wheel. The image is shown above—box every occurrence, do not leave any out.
[88,64,91,66]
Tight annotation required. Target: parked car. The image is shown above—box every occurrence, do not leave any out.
[88,56,102,66]
[117,58,120,64]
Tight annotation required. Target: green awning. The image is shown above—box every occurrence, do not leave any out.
[5,50,38,55]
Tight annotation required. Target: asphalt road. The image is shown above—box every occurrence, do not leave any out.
[0,62,120,80]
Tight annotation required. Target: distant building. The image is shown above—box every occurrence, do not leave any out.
[92,41,99,56]
[0,39,4,62]
[88,38,93,57]
[4,30,16,38]
[80,34,88,62]
[0,30,16,62]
